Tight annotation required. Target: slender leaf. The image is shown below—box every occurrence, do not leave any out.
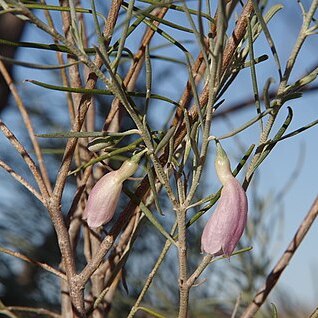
[27,79,179,107]
[252,0,283,80]
[124,189,177,246]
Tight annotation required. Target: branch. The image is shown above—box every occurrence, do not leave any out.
[0,120,49,200]
[3,306,61,318]
[241,195,318,318]
[0,60,52,194]
[0,159,43,203]
[0,246,67,281]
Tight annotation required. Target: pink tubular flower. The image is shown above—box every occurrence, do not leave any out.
[201,142,248,257]
[82,170,123,228]
[83,151,145,228]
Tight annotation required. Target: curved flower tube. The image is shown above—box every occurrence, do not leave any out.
[201,142,248,257]
[83,151,145,228]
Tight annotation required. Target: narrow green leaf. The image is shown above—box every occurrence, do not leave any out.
[271,303,279,318]
[37,130,141,139]
[217,108,274,140]
[124,189,177,246]
[0,39,96,55]
[252,107,293,172]
[263,78,275,109]
[155,126,176,154]
[145,45,152,114]
[69,139,143,175]
[283,67,318,95]
[121,3,189,54]
[137,306,165,318]
[232,54,268,72]
[138,0,215,23]
[247,19,263,130]
[37,131,105,138]
[0,55,79,70]
[252,0,282,80]
[27,79,179,107]
[146,159,164,216]
[210,246,253,263]
[270,117,318,143]
[122,1,194,33]
[113,0,136,71]
[181,1,209,66]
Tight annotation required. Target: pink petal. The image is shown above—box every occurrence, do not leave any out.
[201,177,247,257]
[83,171,122,228]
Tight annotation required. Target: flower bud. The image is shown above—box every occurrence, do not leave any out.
[83,151,145,228]
[201,142,248,257]
[82,170,122,228]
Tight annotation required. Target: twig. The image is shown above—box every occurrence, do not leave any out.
[176,206,188,318]
[172,0,254,154]
[127,222,178,318]
[212,84,318,119]
[231,294,242,318]
[241,195,318,318]
[310,306,318,318]
[0,120,49,200]
[0,160,43,203]
[104,6,169,130]
[186,254,213,287]
[278,0,318,93]
[0,246,67,281]
[246,0,318,183]
[0,60,52,195]
[4,306,61,318]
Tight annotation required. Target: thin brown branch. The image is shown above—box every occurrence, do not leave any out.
[87,212,142,314]
[5,306,61,318]
[52,0,123,203]
[0,120,49,200]
[0,61,52,195]
[0,159,43,203]
[59,0,83,111]
[310,306,318,318]
[241,195,318,318]
[0,246,67,281]
[222,0,253,74]
[104,6,169,131]
[186,254,213,288]
[59,0,86,190]
[171,0,240,127]
[104,0,123,48]
[43,2,124,315]
[177,207,189,318]
[172,0,254,150]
